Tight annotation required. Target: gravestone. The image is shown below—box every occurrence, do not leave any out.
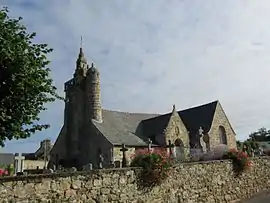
[147,138,152,152]
[71,167,77,172]
[83,163,93,171]
[198,126,204,136]
[109,148,114,167]
[14,153,25,175]
[114,161,121,168]
[98,152,104,169]
[120,144,128,167]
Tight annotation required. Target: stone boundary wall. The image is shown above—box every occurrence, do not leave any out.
[1,157,270,202]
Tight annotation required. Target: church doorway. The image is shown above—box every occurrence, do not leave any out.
[174,138,184,160]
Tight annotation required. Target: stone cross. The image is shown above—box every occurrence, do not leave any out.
[198,127,204,136]
[14,153,25,174]
[120,144,128,167]
[98,153,104,169]
[109,148,114,167]
[147,138,152,152]
[83,163,93,171]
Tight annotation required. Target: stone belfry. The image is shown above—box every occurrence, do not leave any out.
[85,62,102,123]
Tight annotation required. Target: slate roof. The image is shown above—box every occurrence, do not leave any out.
[93,110,159,146]
[0,153,14,165]
[94,101,218,146]
[179,100,218,134]
[141,101,218,138]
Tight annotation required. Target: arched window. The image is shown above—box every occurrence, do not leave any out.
[219,126,227,145]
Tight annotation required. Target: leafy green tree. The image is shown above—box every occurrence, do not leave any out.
[248,127,270,142]
[236,140,242,150]
[243,140,259,156]
[0,7,62,146]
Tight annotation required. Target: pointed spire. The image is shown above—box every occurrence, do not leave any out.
[80,36,83,48]
[78,36,85,58]
[77,36,87,66]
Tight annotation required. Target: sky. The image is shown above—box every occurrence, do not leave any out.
[1,0,270,153]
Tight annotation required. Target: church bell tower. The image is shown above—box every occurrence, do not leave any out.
[85,62,102,123]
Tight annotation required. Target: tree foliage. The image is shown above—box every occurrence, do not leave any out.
[0,7,62,146]
[248,127,270,142]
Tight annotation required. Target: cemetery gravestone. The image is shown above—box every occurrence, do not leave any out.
[14,153,25,175]
[120,144,128,167]
[98,153,104,169]
[147,138,152,152]
[114,161,121,168]
[83,163,93,171]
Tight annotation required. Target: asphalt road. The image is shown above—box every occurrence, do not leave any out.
[243,194,270,203]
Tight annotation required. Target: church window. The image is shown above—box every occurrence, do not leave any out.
[219,126,227,145]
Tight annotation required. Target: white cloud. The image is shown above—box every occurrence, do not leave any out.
[2,0,270,152]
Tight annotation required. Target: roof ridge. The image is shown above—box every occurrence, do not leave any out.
[102,109,159,115]
[178,100,218,112]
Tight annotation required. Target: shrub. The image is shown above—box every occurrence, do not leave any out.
[223,148,252,174]
[130,148,173,188]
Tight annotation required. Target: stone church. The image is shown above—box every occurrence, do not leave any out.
[49,47,237,169]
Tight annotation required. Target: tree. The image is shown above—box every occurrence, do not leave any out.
[248,127,270,142]
[236,140,242,150]
[0,7,62,146]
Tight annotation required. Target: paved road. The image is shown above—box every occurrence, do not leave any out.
[243,194,270,203]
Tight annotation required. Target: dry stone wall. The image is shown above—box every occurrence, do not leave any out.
[1,158,270,203]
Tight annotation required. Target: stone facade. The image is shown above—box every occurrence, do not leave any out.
[1,158,270,202]
[208,102,237,150]
[50,48,237,169]
[24,160,47,170]
[165,107,189,145]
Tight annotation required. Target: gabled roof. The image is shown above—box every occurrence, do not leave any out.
[93,101,219,146]
[141,101,218,137]
[179,100,218,134]
[93,110,159,146]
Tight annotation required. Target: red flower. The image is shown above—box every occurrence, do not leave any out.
[0,168,8,176]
